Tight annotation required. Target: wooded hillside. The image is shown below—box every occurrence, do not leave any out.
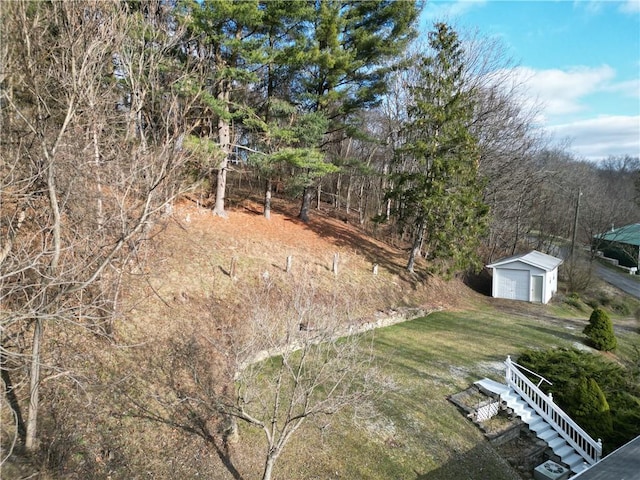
[1,1,639,479]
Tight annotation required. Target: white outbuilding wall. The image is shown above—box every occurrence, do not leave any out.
[486,251,562,304]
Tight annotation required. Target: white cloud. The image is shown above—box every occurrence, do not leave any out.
[574,0,604,15]
[507,65,616,117]
[605,78,640,98]
[573,0,640,15]
[546,115,640,160]
[423,0,487,22]
[619,0,640,14]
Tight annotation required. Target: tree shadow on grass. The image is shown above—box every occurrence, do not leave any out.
[414,442,521,480]
[517,322,586,345]
[120,332,246,480]
[125,403,245,480]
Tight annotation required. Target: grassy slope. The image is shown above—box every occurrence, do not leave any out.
[260,301,640,480]
[3,198,639,480]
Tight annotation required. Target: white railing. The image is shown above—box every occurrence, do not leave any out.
[505,356,602,465]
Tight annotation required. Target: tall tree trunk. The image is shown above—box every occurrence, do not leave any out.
[213,89,230,218]
[26,141,63,450]
[92,118,104,229]
[25,319,42,450]
[264,178,272,220]
[346,175,352,214]
[407,220,425,273]
[359,179,368,225]
[298,186,313,222]
[262,455,276,480]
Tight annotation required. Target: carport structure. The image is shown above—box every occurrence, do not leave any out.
[593,223,640,272]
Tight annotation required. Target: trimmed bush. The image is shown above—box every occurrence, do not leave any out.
[584,307,617,351]
[572,376,612,439]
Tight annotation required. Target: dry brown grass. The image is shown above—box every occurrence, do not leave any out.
[2,196,476,479]
[125,197,466,335]
[109,199,474,479]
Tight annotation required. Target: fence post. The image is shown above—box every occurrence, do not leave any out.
[332,253,339,276]
[286,255,292,273]
[230,256,238,280]
[505,355,511,386]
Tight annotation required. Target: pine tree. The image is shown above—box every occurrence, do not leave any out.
[180,0,265,217]
[573,376,613,440]
[244,0,331,219]
[388,23,488,274]
[295,0,419,222]
[584,307,617,351]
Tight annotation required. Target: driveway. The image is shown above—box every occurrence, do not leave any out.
[594,263,640,299]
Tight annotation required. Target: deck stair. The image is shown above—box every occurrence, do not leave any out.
[475,357,602,476]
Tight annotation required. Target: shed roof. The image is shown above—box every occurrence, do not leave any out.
[594,223,640,247]
[571,435,640,480]
[486,250,563,272]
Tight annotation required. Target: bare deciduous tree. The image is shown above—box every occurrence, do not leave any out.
[226,282,375,480]
[1,0,196,455]
[134,280,376,480]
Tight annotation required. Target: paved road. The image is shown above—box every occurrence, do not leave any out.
[594,263,640,299]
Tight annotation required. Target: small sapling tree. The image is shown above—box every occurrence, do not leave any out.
[223,281,376,480]
[138,279,377,480]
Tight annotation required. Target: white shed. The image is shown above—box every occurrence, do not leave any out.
[486,251,562,304]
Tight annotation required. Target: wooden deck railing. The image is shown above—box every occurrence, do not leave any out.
[505,356,602,465]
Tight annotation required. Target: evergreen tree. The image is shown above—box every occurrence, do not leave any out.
[295,0,420,222]
[572,376,613,441]
[387,23,488,274]
[179,0,264,217]
[584,307,617,351]
[245,0,328,219]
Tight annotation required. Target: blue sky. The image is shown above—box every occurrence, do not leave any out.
[422,0,640,161]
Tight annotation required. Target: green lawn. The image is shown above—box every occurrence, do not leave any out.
[245,301,638,480]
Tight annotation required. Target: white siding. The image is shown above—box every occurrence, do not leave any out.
[545,267,558,304]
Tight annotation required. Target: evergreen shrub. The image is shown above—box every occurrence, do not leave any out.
[584,307,617,351]
[518,347,640,454]
[572,376,612,440]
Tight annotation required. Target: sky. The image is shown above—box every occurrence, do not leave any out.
[421,0,640,162]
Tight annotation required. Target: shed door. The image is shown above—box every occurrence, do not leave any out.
[532,275,544,303]
[497,269,530,301]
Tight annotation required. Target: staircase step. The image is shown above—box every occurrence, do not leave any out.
[570,460,589,475]
[555,444,575,459]
[503,396,529,410]
[501,391,522,403]
[539,429,560,444]
[565,452,584,466]
[529,418,550,433]
[520,411,539,423]
[547,436,565,450]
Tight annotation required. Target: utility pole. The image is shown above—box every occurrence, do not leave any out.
[570,187,582,260]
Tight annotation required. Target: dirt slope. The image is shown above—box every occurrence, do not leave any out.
[128,197,473,331]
